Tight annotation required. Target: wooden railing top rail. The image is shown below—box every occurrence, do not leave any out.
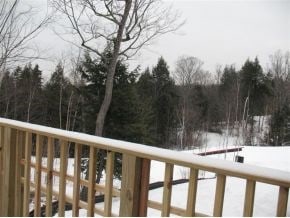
[1,117,290,188]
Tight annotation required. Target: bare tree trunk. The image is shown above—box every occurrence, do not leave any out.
[71,95,81,132]
[27,88,36,122]
[80,0,133,201]
[235,80,240,125]
[4,99,10,118]
[66,90,74,131]
[59,81,63,129]
[94,0,132,136]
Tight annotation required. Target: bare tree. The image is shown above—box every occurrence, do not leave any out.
[174,56,203,86]
[51,0,183,136]
[174,55,203,149]
[269,50,290,111]
[0,0,49,79]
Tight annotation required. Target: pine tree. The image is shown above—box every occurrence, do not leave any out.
[16,64,43,123]
[43,63,71,129]
[0,71,14,118]
[240,58,272,145]
[152,57,178,148]
[136,68,158,145]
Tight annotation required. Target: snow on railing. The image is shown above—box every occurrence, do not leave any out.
[0,117,289,217]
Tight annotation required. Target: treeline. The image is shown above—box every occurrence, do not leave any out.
[0,51,290,148]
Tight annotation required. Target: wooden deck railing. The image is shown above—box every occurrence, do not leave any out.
[0,118,289,217]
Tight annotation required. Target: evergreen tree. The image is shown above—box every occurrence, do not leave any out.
[219,65,240,126]
[152,57,178,148]
[269,103,290,146]
[240,58,271,117]
[0,71,14,118]
[136,68,158,145]
[79,52,150,184]
[240,58,272,145]
[43,63,71,129]
[16,64,43,123]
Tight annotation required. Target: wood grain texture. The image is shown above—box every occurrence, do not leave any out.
[58,140,68,217]
[243,179,256,217]
[139,158,151,216]
[87,147,97,217]
[72,143,82,217]
[161,163,174,217]
[276,186,289,217]
[119,154,142,216]
[186,168,199,216]
[46,137,54,217]
[213,174,226,216]
[1,128,17,216]
[0,126,3,211]
[15,130,24,216]
[34,134,43,216]
[104,151,114,216]
[23,131,32,216]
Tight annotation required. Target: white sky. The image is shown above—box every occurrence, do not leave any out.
[30,0,290,77]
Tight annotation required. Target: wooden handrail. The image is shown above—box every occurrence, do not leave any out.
[1,118,289,188]
[0,118,290,217]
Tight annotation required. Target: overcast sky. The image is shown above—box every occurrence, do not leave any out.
[32,0,290,78]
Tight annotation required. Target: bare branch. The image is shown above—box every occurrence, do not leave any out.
[0,0,50,74]
[50,0,183,140]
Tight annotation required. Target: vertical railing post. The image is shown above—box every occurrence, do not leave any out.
[23,131,32,216]
[162,163,174,217]
[213,174,226,216]
[276,186,289,217]
[186,168,199,216]
[243,179,256,217]
[34,134,43,217]
[46,137,54,217]
[104,151,115,216]
[87,146,97,217]
[0,126,3,212]
[72,143,82,217]
[139,158,151,217]
[58,140,68,217]
[119,154,143,216]
[0,127,18,216]
[15,130,25,216]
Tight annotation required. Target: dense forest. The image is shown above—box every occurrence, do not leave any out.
[1,51,290,149]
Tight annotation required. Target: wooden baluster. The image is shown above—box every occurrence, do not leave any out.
[104,151,115,216]
[15,130,25,216]
[58,140,68,217]
[72,143,82,217]
[87,147,97,217]
[161,163,174,217]
[46,137,54,217]
[119,154,142,216]
[186,168,199,216]
[243,179,256,217]
[34,134,43,217]
[276,186,289,217]
[213,174,226,216]
[0,126,3,213]
[139,159,151,216]
[23,132,32,216]
[1,127,17,216]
